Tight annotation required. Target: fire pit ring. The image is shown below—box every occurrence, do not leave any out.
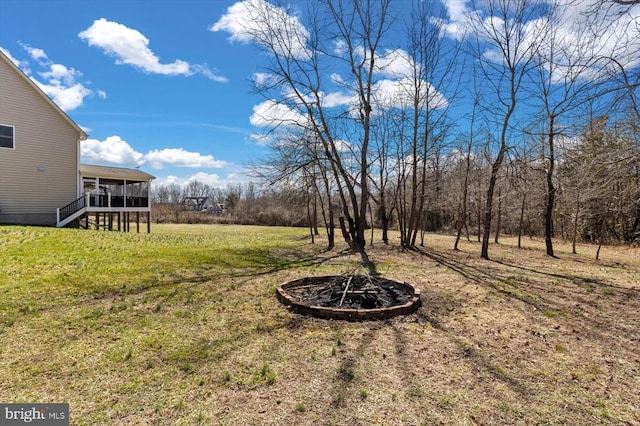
[276,275,421,321]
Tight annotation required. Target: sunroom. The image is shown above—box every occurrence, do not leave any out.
[57,164,156,232]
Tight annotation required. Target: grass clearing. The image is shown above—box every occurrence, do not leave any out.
[1,224,639,425]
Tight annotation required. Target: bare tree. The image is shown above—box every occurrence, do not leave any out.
[184,180,211,198]
[252,129,337,248]
[529,0,637,256]
[152,184,171,204]
[368,101,397,245]
[392,1,461,250]
[471,0,545,259]
[454,88,481,250]
[233,0,397,264]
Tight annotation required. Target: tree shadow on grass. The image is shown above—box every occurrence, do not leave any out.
[415,247,632,311]
[491,258,640,296]
[414,247,640,354]
[390,287,533,402]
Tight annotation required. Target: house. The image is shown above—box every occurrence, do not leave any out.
[181,196,212,212]
[209,203,225,216]
[0,49,155,231]
[181,197,225,215]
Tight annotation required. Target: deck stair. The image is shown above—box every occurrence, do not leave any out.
[56,194,87,228]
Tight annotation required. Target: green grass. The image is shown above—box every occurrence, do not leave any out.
[0,224,309,328]
[1,224,639,425]
[0,224,328,424]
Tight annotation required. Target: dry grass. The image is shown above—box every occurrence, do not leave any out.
[0,225,638,425]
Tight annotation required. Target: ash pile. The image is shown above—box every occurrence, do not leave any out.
[287,275,414,309]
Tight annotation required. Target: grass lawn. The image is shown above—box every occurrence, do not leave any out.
[0,224,639,425]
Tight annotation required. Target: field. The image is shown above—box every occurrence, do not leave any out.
[0,224,639,425]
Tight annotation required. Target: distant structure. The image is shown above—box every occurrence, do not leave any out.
[181,197,225,215]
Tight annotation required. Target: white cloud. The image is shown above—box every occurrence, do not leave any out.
[321,91,354,108]
[322,78,449,113]
[81,136,145,166]
[372,49,416,79]
[549,1,640,78]
[444,0,471,23]
[191,64,228,83]
[144,148,227,169]
[333,40,348,56]
[22,45,47,61]
[79,18,228,82]
[320,48,446,111]
[7,44,98,111]
[36,82,93,112]
[253,72,281,88]
[334,139,353,153]
[152,170,249,189]
[186,172,224,187]
[211,0,310,60]
[431,0,476,41]
[250,132,272,146]
[0,47,24,67]
[250,100,308,128]
[81,136,229,171]
[151,175,182,188]
[250,78,447,129]
[438,0,640,82]
[373,78,447,111]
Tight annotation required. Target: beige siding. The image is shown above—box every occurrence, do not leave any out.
[0,57,80,225]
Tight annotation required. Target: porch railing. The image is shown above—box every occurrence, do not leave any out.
[88,195,149,208]
[58,194,87,222]
[57,193,151,226]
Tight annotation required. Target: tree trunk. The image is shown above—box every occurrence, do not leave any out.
[339,216,354,251]
[494,186,502,244]
[454,218,464,251]
[311,166,335,250]
[307,194,315,244]
[481,153,506,259]
[545,115,557,257]
[595,219,606,260]
[313,196,319,235]
[518,192,526,248]
[476,197,482,243]
[379,195,389,245]
[454,140,472,251]
[572,190,580,254]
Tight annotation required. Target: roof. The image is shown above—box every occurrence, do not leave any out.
[80,164,156,181]
[0,49,88,141]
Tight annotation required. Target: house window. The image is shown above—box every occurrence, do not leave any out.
[0,124,14,149]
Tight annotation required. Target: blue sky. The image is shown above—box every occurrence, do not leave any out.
[1,0,273,188]
[1,0,638,189]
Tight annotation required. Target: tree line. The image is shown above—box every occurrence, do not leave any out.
[157,0,639,261]
[153,108,638,257]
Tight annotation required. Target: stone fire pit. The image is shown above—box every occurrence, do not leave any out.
[276,275,421,321]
